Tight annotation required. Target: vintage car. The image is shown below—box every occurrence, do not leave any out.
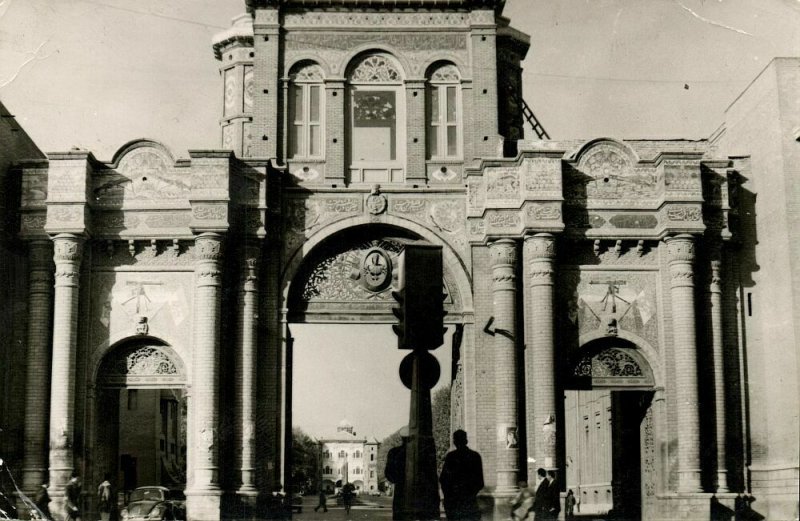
[120,486,186,521]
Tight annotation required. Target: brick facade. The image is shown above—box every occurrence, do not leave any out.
[0,4,797,521]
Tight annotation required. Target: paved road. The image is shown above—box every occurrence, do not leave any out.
[294,495,395,521]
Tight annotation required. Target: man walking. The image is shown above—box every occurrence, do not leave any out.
[532,469,549,521]
[314,489,327,513]
[385,427,409,521]
[545,470,561,520]
[64,473,82,521]
[439,430,484,521]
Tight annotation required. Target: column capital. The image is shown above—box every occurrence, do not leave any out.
[523,233,556,261]
[52,234,84,263]
[194,232,225,262]
[665,234,696,264]
[489,239,517,268]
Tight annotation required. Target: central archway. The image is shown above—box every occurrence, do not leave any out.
[279,220,473,502]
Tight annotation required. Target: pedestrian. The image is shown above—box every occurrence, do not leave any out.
[509,481,534,521]
[64,472,82,521]
[341,482,355,516]
[439,430,484,521]
[269,484,288,520]
[33,484,51,520]
[385,427,409,521]
[564,489,576,520]
[532,469,549,521]
[314,489,328,513]
[545,470,560,520]
[97,473,113,521]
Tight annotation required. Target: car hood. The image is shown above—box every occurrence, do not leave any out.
[125,501,161,516]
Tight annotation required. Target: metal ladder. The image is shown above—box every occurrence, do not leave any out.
[519,95,550,140]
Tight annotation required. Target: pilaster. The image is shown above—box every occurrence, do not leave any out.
[489,239,519,497]
[706,241,729,492]
[47,233,84,517]
[252,8,280,159]
[324,79,346,184]
[186,232,224,521]
[523,233,557,476]
[665,234,702,492]
[237,244,260,502]
[22,240,54,494]
[405,79,427,183]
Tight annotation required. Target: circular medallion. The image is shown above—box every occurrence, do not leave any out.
[366,193,387,215]
[360,248,392,292]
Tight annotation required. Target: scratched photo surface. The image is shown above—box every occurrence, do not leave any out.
[1,1,798,520]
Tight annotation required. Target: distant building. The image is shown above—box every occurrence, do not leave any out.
[317,420,380,494]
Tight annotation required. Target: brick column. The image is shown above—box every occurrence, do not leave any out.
[187,233,224,520]
[665,234,702,492]
[22,240,53,493]
[490,239,519,495]
[237,245,260,501]
[707,242,729,492]
[325,79,345,184]
[47,234,83,508]
[405,79,426,183]
[523,233,557,475]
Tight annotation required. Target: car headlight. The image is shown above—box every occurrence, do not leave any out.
[120,509,128,519]
[148,505,166,518]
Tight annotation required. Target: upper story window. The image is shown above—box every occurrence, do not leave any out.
[347,53,406,183]
[288,62,324,159]
[427,63,462,159]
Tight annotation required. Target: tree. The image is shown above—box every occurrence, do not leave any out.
[431,386,451,475]
[291,427,320,493]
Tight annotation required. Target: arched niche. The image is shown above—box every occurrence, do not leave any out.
[566,337,655,390]
[96,336,186,389]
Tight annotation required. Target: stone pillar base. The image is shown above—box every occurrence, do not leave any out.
[653,493,737,521]
[186,489,223,521]
[490,489,517,520]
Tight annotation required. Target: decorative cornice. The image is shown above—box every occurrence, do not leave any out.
[246,0,505,11]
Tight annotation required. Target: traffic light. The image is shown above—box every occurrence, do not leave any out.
[390,242,446,350]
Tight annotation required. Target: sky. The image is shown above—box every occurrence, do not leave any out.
[1,0,798,159]
[291,324,453,441]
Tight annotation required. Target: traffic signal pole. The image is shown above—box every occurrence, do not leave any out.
[392,242,445,521]
[403,350,440,521]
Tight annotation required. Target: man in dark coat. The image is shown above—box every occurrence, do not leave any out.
[532,468,550,521]
[385,428,409,521]
[545,470,561,520]
[64,472,82,521]
[439,430,484,521]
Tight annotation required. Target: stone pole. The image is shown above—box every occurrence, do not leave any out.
[665,234,702,492]
[708,242,729,492]
[22,240,53,494]
[47,233,83,517]
[187,232,224,520]
[523,233,557,475]
[489,240,520,500]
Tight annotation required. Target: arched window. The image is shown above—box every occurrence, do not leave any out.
[288,62,324,159]
[347,53,406,183]
[426,63,461,159]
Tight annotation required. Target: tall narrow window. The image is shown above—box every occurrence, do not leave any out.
[427,64,461,159]
[288,62,324,159]
[347,53,406,183]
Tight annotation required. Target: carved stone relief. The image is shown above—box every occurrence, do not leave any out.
[573,348,644,378]
[485,168,520,201]
[562,270,660,350]
[91,271,192,349]
[565,144,658,207]
[283,11,471,28]
[94,148,189,206]
[283,196,362,255]
[21,170,48,207]
[523,158,562,197]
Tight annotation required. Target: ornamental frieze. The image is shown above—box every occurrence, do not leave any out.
[192,205,228,221]
[662,160,701,193]
[283,196,363,255]
[525,203,561,221]
[92,242,196,267]
[20,213,47,233]
[47,164,87,200]
[486,210,521,230]
[283,11,471,28]
[664,204,702,222]
[47,205,84,225]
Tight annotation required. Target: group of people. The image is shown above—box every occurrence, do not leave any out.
[386,428,485,521]
[32,472,114,521]
[510,469,565,521]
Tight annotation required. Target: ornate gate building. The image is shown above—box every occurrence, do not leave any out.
[0,1,798,521]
